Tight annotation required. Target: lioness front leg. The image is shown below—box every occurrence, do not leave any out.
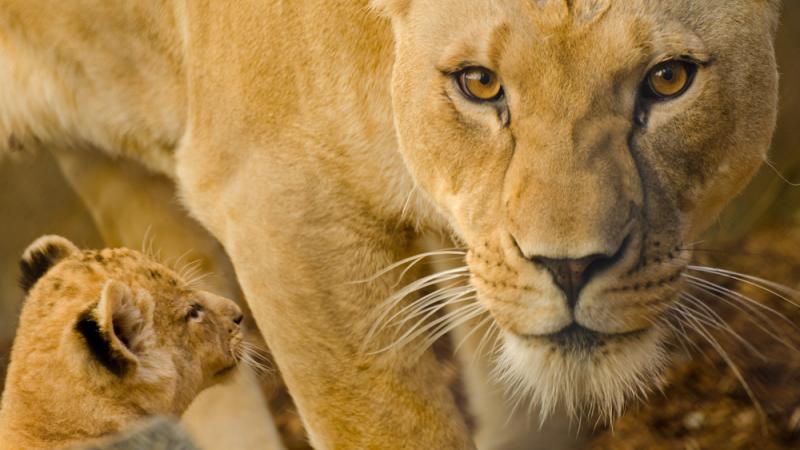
[230,220,471,448]
[179,162,473,449]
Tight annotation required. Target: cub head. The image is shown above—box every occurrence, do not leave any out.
[12,235,244,416]
[375,0,781,417]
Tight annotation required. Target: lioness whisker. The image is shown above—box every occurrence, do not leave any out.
[665,258,799,330]
[658,309,712,363]
[676,307,767,430]
[656,313,697,359]
[365,281,472,348]
[474,321,502,367]
[687,265,800,306]
[454,314,494,355]
[683,277,800,352]
[373,299,481,355]
[414,306,488,358]
[388,285,476,330]
[390,295,478,342]
[362,265,471,351]
[683,275,798,329]
[380,267,469,309]
[349,249,467,285]
[677,293,764,359]
[407,300,483,340]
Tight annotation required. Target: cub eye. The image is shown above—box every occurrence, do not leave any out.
[643,60,697,100]
[456,67,503,102]
[186,304,204,321]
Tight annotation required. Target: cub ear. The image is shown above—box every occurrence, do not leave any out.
[75,280,155,377]
[19,235,79,292]
[370,0,412,18]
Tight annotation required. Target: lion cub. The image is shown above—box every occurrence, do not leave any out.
[0,236,245,450]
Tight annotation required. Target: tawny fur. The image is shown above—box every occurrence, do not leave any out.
[0,1,781,447]
[0,236,244,450]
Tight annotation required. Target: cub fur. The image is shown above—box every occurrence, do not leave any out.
[0,235,244,450]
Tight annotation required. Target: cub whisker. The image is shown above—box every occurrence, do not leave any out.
[238,341,273,377]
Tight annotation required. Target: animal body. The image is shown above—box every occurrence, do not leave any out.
[0,236,245,450]
[0,0,781,447]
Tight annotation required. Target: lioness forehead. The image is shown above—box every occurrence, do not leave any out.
[409,0,773,39]
[527,0,611,28]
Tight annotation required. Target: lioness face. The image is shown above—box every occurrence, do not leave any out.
[383,0,779,416]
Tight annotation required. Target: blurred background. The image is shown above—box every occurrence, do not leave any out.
[0,4,798,449]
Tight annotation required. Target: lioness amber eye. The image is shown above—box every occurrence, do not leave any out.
[456,67,503,102]
[645,60,696,99]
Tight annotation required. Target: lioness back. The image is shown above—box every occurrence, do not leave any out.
[0,235,244,450]
[0,0,185,175]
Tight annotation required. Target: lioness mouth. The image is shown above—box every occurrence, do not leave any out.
[529,323,646,351]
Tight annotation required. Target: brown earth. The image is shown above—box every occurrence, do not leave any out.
[590,228,800,449]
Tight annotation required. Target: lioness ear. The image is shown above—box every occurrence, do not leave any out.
[370,0,412,18]
[75,280,155,377]
[19,235,79,292]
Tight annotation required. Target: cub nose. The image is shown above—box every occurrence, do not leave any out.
[227,304,243,333]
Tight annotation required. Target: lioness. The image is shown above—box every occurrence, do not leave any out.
[0,235,245,450]
[0,0,781,448]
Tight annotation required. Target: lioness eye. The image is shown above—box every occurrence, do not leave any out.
[456,67,503,102]
[643,60,697,99]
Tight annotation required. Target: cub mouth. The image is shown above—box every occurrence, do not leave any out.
[215,363,238,378]
[524,323,648,351]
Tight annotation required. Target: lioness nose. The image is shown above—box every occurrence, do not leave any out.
[533,253,614,308]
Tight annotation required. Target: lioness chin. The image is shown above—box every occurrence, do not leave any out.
[0,0,780,447]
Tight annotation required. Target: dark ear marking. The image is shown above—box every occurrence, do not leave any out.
[19,244,63,293]
[75,308,133,377]
[18,235,79,293]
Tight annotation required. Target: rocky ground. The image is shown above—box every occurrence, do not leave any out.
[590,228,800,449]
